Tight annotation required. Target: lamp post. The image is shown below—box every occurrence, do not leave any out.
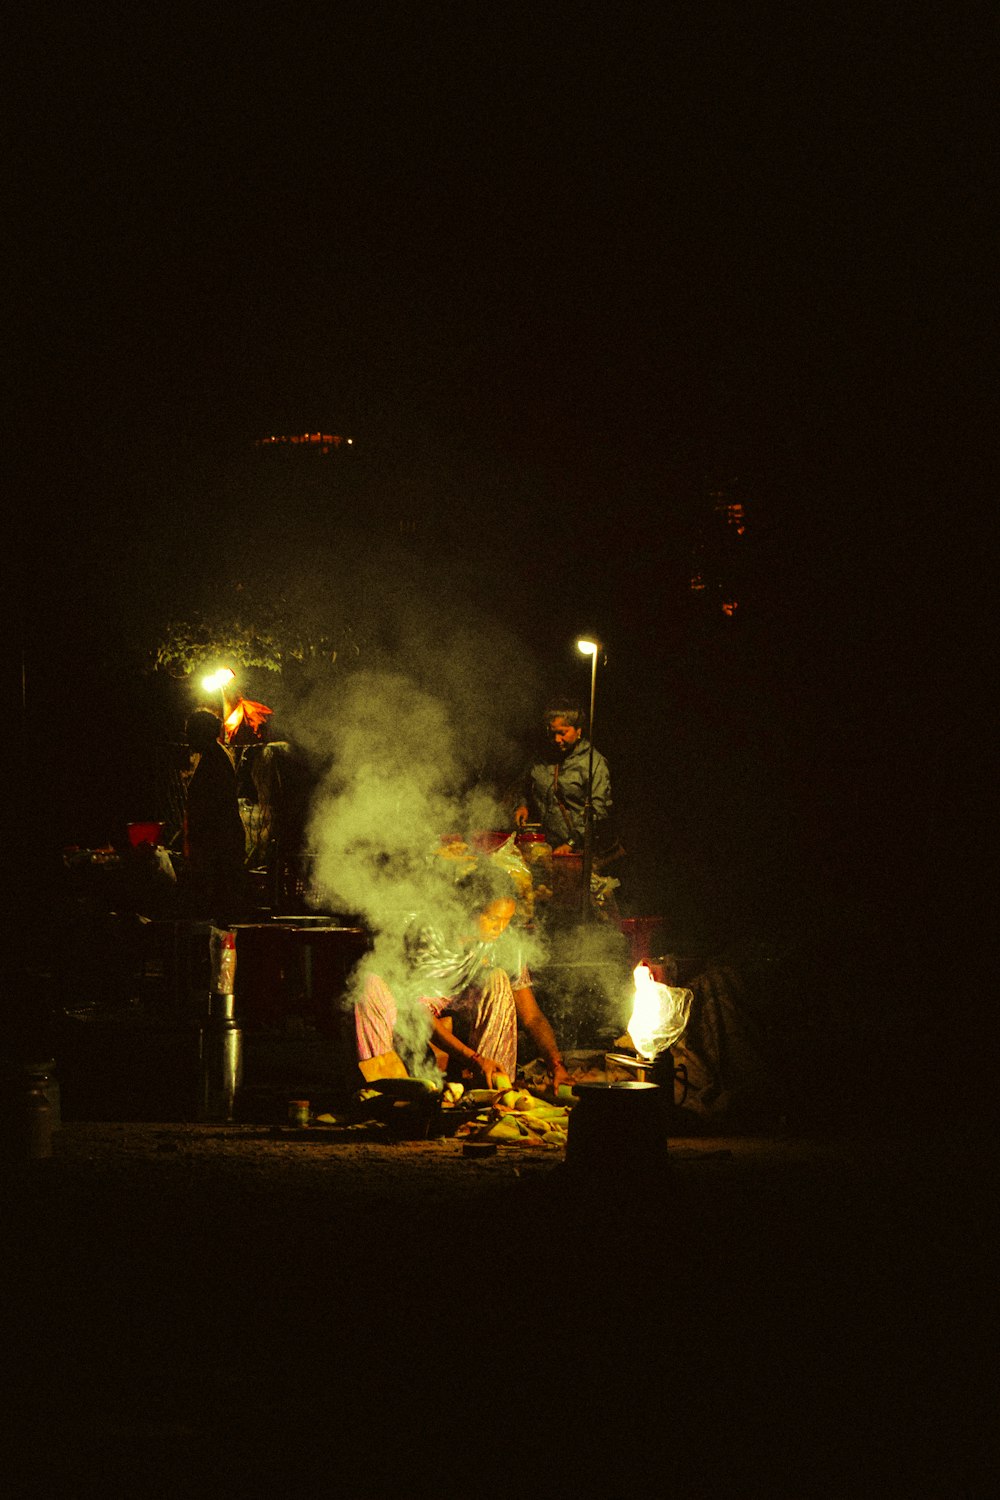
[201,667,236,733]
[577,637,601,919]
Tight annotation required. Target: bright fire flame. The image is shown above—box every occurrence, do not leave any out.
[627,963,693,1061]
[628,964,664,1059]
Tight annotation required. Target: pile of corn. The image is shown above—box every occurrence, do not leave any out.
[444,1076,572,1149]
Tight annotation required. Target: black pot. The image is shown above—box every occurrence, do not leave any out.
[565,1080,668,1176]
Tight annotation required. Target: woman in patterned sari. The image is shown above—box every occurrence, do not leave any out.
[355,852,569,1092]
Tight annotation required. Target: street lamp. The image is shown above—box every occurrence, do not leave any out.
[201,667,237,732]
[201,667,235,697]
[577,636,601,919]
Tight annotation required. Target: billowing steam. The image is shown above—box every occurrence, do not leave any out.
[304,668,505,926]
[280,588,545,1065]
[277,568,630,1069]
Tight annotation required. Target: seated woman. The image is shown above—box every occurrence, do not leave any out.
[354,855,570,1093]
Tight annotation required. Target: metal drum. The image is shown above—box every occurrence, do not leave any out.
[198,991,243,1123]
[565,1080,668,1177]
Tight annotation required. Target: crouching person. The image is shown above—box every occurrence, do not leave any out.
[354,854,569,1093]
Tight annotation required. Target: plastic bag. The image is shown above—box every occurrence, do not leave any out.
[627,965,692,1057]
[209,927,237,994]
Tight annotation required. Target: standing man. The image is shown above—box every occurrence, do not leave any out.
[513,700,613,855]
[183,708,248,925]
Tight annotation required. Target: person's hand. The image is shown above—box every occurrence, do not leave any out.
[513,805,529,828]
[552,843,573,855]
[473,1054,507,1089]
[550,1058,571,1094]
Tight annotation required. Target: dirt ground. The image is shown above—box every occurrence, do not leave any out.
[3,1105,985,1496]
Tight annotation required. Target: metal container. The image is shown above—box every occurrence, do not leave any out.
[21,1083,53,1160]
[22,1059,61,1130]
[1,1075,53,1161]
[565,1080,668,1176]
[1,1057,55,1159]
[198,991,243,1123]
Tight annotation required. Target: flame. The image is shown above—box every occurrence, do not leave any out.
[626,963,693,1060]
[628,964,663,1059]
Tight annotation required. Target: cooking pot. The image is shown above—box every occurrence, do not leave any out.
[565,1080,668,1176]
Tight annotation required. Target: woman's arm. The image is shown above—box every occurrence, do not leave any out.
[428,1017,505,1088]
[512,985,570,1092]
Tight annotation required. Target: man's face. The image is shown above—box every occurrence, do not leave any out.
[477,898,516,942]
[548,716,582,755]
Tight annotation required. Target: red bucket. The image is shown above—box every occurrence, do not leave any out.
[127,821,165,850]
[470,829,513,854]
[618,917,664,966]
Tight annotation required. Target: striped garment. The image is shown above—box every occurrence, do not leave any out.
[354,922,530,1078]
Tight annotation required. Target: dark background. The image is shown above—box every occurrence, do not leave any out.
[5,5,988,1007]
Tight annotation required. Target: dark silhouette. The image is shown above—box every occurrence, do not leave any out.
[182,709,248,926]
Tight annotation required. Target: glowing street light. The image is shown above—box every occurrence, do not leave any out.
[576,636,602,918]
[201,667,235,695]
[200,668,237,741]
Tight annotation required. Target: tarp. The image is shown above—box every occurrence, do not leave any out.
[671,962,781,1126]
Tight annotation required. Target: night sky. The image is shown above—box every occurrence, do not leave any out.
[7,5,989,974]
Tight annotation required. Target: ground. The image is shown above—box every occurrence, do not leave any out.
[3,1108,987,1495]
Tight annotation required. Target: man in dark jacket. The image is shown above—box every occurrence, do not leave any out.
[513,700,612,854]
[183,709,248,925]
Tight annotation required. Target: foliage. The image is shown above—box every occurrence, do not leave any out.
[151,580,357,677]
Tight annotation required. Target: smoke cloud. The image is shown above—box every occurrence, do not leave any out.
[279,569,548,1066]
[275,551,631,1069]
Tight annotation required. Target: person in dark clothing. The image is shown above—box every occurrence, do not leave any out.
[183,709,248,925]
[250,739,313,910]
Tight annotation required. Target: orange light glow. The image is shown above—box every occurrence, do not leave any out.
[254,432,354,452]
[222,697,273,741]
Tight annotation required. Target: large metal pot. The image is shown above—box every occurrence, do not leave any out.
[565,1080,668,1176]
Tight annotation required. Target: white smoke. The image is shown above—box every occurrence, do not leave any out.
[271,553,636,1071]
[281,581,546,1072]
[304,670,500,930]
